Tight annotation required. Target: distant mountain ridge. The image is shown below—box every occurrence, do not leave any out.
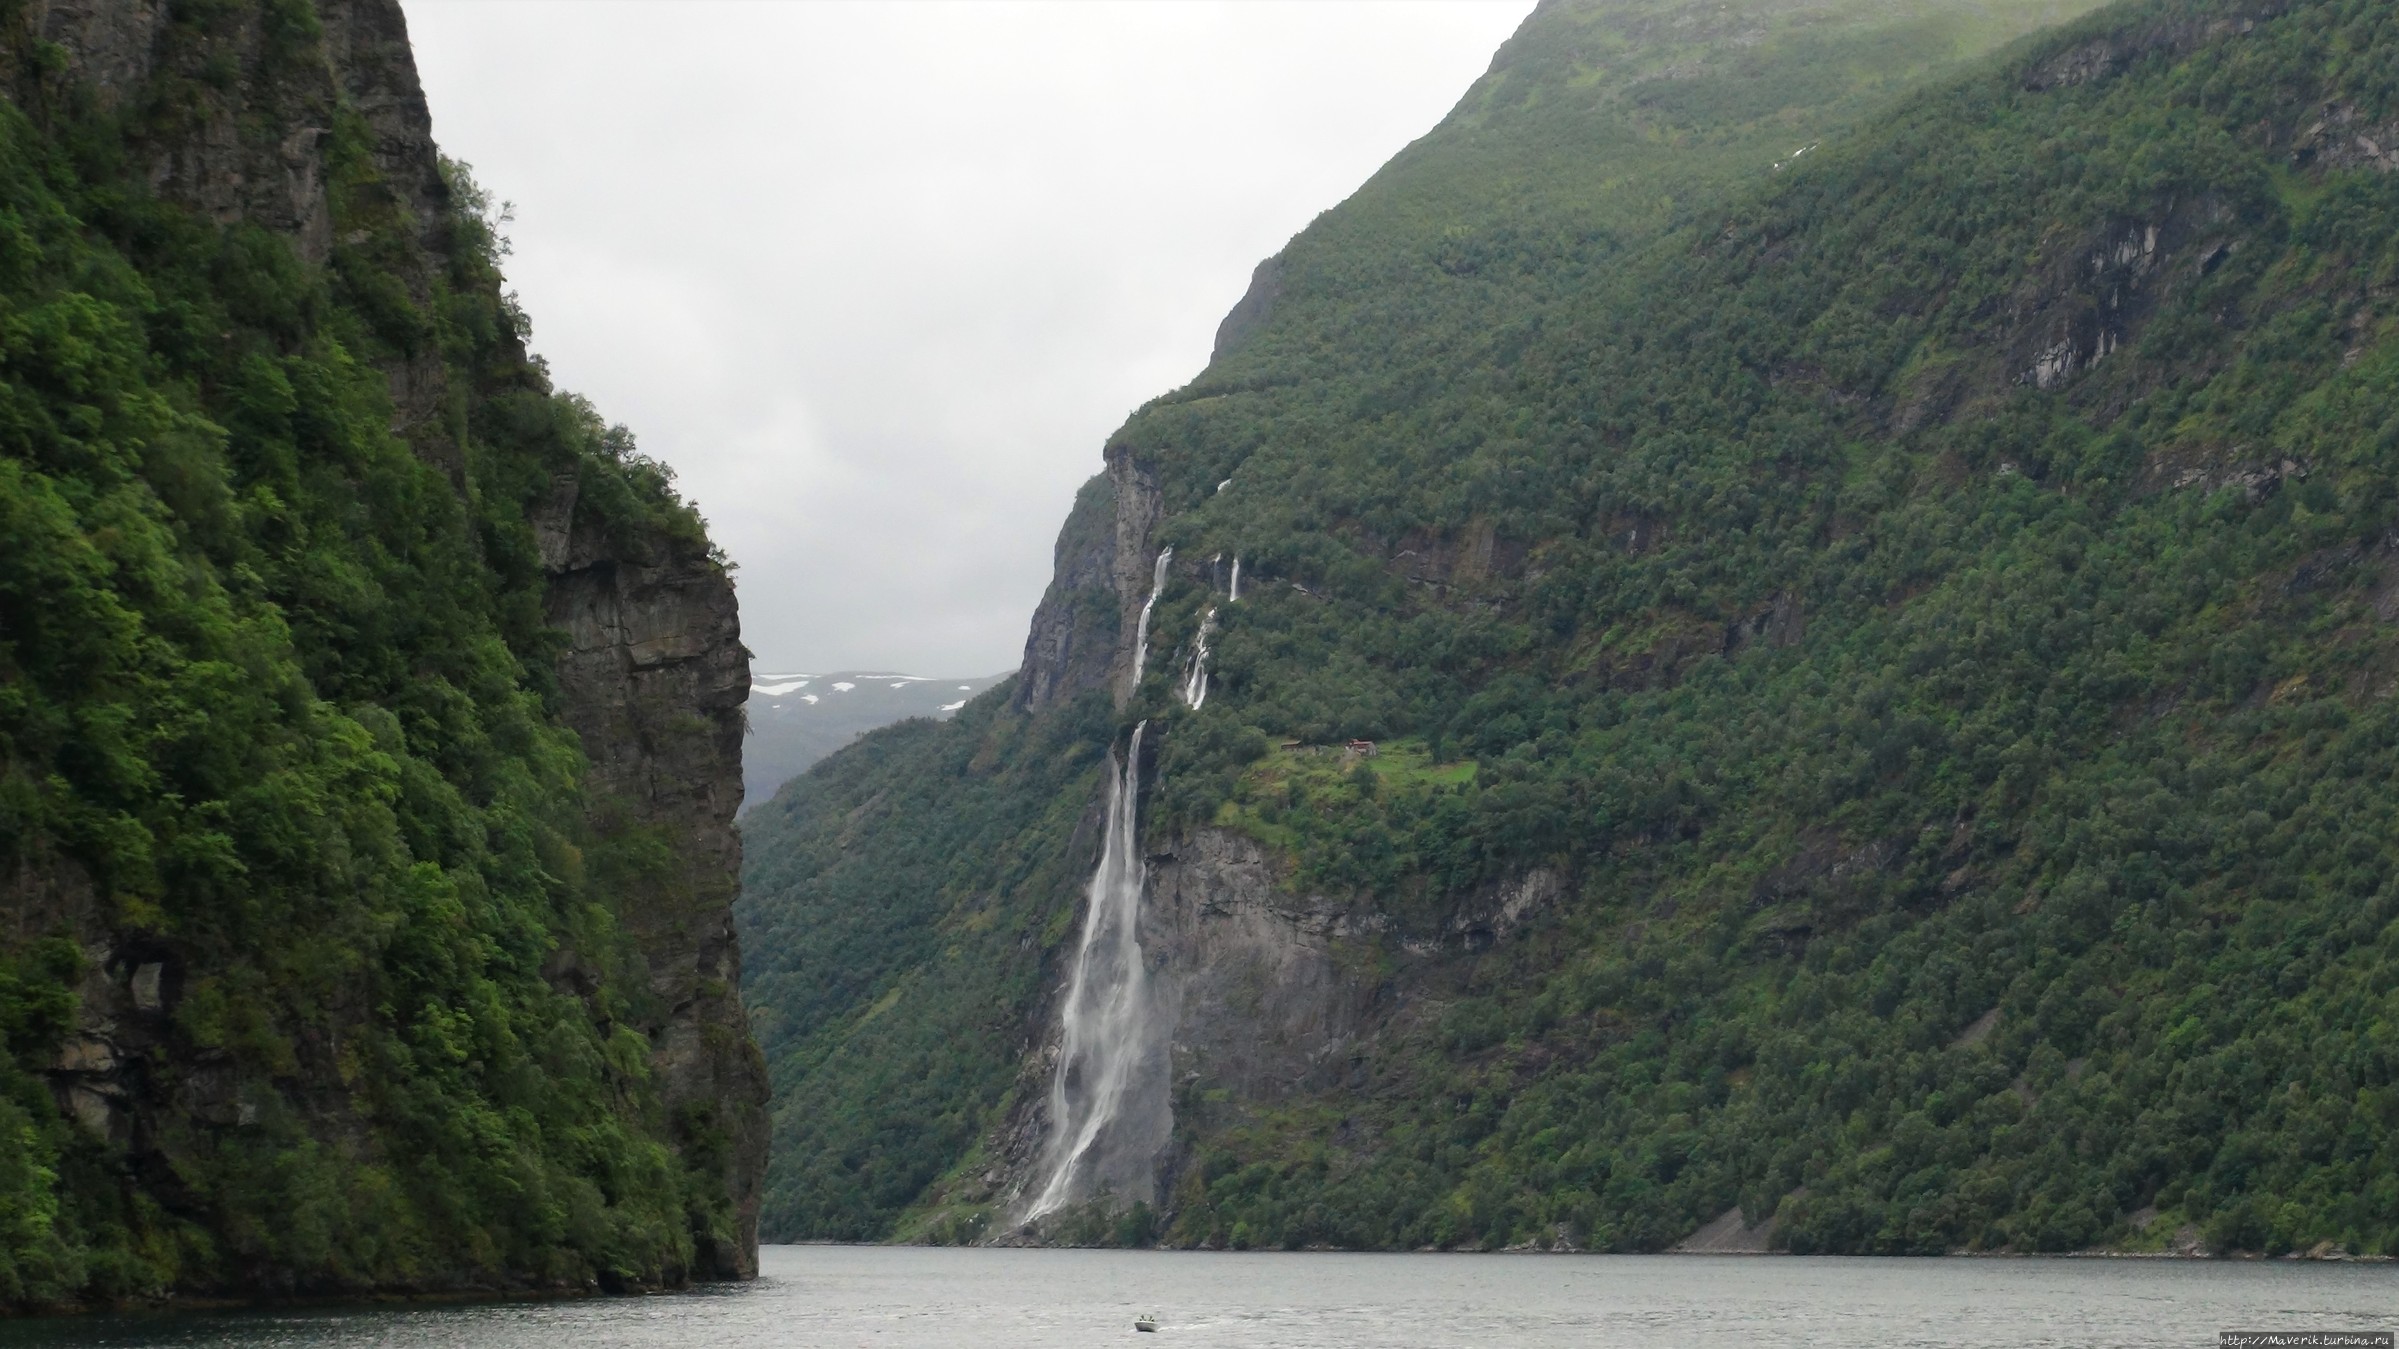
[743,671,1011,812]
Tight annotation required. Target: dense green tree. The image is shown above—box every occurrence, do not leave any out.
[744,0,2399,1257]
[0,4,734,1307]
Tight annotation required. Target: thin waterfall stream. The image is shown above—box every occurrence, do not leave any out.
[1181,554,1239,710]
[1024,551,1177,1222]
[1022,721,1161,1221]
[1181,609,1215,709]
[1131,549,1172,683]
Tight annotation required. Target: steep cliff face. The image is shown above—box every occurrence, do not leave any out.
[0,0,764,1307]
[1149,828,1372,1107]
[1013,474,1117,714]
[1149,831,1566,1107]
[971,820,1372,1232]
[1015,443,1167,715]
[18,0,459,444]
[537,475,768,1280]
[29,0,439,244]
[977,735,1569,1235]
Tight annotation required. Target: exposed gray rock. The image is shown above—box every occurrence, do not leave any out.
[2292,102,2399,174]
[1106,450,1167,708]
[2007,201,2232,395]
[25,0,167,103]
[991,822,1375,1222]
[129,962,163,1012]
[1015,442,1169,715]
[2020,2,2286,92]
[989,792,1580,1224]
[16,0,466,456]
[1149,828,1374,1106]
[544,498,770,1280]
[1014,473,1120,713]
[1673,1205,1780,1253]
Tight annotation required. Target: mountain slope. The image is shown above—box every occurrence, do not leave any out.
[740,0,2399,1257]
[0,0,764,1307]
[741,671,1010,812]
[737,0,2109,1246]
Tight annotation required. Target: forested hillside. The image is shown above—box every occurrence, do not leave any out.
[740,0,2399,1258]
[0,0,763,1309]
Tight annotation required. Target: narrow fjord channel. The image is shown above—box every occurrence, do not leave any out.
[2,1248,2391,1348]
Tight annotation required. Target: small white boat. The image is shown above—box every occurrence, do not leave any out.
[1134,1313,1159,1332]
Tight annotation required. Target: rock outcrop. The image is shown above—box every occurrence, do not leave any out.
[1014,474,1120,713]
[542,472,767,1267]
[1149,829,1372,1106]
[18,0,441,262]
[540,477,770,1280]
[1015,443,1166,714]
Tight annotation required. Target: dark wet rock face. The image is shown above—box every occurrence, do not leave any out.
[1148,829,1373,1106]
[1016,443,1169,715]
[1015,472,1121,714]
[542,484,770,1280]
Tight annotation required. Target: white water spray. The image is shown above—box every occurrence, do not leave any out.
[1181,609,1216,710]
[1229,555,1241,603]
[1023,545,1177,1223]
[1024,721,1170,1221]
[1130,549,1172,685]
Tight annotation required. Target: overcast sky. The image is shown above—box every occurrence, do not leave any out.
[402,1,1533,676]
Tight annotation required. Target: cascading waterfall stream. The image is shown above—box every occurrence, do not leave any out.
[1024,549,1179,1223]
[1180,610,1216,710]
[1024,720,1162,1222]
[1177,555,1239,709]
[1131,548,1172,682]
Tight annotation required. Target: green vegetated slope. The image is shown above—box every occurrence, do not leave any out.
[0,2,741,1309]
[737,0,2103,1245]
[742,0,2399,1255]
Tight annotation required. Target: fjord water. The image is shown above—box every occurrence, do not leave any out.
[5,1247,2391,1348]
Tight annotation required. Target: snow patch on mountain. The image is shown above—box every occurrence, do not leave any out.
[741,669,1012,813]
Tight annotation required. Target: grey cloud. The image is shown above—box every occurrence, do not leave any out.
[402,0,1532,673]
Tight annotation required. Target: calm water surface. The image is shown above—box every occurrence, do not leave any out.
[6,1245,2394,1348]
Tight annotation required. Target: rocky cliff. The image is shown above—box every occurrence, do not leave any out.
[538,472,768,1279]
[0,0,764,1307]
[1015,442,1168,716]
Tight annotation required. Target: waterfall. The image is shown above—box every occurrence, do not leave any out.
[1181,609,1216,710]
[1020,546,1185,1223]
[1229,555,1241,603]
[1024,721,1169,1221]
[1130,548,1172,684]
